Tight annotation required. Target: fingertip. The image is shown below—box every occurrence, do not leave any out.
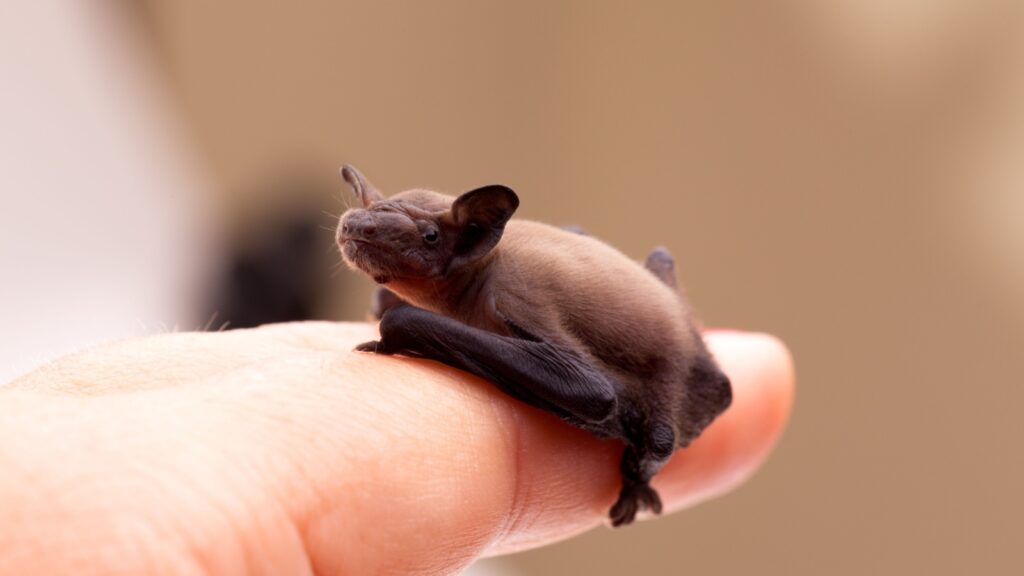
[705,330,796,429]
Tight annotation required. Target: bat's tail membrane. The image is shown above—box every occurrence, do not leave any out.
[679,354,733,445]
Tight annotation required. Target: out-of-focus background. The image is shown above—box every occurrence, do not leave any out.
[2,0,1022,574]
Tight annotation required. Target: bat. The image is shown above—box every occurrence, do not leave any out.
[335,165,732,526]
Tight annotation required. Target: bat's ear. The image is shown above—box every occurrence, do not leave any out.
[340,165,384,207]
[449,185,519,269]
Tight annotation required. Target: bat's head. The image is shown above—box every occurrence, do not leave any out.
[336,165,519,285]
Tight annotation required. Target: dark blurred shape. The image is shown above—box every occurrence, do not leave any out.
[209,216,319,329]
[370,286,404,321]
[206,206,332,330]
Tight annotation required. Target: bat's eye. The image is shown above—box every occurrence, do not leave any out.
[423,228,440,245]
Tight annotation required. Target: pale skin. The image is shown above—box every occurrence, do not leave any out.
[0,322,793,575]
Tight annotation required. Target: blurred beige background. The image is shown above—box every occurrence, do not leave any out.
[4,0,1023,573]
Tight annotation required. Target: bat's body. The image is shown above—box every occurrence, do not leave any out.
[336,166,731,526]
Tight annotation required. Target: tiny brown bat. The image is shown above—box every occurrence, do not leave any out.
[335,165,731,526]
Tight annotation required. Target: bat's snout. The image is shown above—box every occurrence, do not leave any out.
[337,211,378,244]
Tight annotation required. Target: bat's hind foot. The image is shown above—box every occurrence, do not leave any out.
[644,247,678,290]
[609,481,663,527]
[609,424,673,526]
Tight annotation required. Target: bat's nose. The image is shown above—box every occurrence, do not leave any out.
[339,212,377,239]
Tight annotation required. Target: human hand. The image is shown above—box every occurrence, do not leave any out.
[0,322,793,574]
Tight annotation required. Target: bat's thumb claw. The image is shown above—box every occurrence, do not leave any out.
[354,340,381,353]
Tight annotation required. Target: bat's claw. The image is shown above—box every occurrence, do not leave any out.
[355,340,382,353]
